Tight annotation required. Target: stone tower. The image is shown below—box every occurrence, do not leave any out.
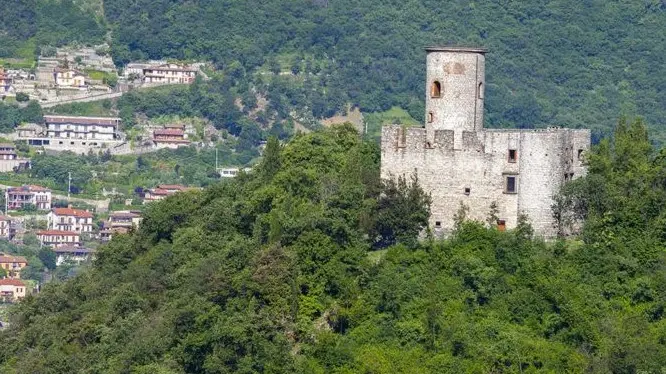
[425,47,486,147]
[380,47,591,237]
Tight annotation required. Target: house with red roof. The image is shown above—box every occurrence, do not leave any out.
[0,253,27,279]
[143,184,191,203]
[47,207,94,234]
[153,128,190,149]
[0,278,26,301]
[5,185,51,211]
[36,230,81,248]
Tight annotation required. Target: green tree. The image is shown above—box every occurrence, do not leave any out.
[372,173,431,248]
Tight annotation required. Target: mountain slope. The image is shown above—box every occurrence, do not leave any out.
[104,0,666,139]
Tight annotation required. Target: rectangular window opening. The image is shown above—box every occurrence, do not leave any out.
[464,187,471,195]
[434,221,442,228]
[505,175,517,194]
[508,149,517,163]
[577,149,584,160]
[497,219,506,232]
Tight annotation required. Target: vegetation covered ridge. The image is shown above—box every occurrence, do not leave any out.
[1,120,666,373]
[5,1,666,140]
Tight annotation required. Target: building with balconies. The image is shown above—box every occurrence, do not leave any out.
[47,207,94,234]
[143,64,196,84]
[6,185,51,211]
[36,230,81,248]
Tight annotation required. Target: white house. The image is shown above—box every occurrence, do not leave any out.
[47,207,94,234]
[36,230,81,248]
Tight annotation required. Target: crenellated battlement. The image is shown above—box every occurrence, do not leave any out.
[382,125,458,152]
[381,125,490,154]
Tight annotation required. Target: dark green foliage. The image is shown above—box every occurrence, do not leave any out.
[14,92,29,102]
[372,174,431,248]
[2,123,666,372]
[0,0,105,58]
[0,101,42,133]
[94,0,666,140]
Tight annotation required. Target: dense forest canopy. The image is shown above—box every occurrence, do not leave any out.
[4,1,666,140]
[2,121,666,372]
[107,0,666,139]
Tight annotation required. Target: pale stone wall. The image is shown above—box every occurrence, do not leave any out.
[380,47,591,238]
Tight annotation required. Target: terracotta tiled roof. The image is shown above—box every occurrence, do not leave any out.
[153,129,184,136]
[37,230,80,236]
[8,185,50,193]
[0,143,15,149]
[53,208,93,218]
[153,139,191,143]
[0,254,27,263]
[157,184,187,191]
[0,279,25,287]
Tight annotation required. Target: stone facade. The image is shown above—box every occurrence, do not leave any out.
[380,47,591,237]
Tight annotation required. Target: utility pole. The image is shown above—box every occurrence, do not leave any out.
[68,172,71,199]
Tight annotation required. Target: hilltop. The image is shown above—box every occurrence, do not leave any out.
[1,123,666,372]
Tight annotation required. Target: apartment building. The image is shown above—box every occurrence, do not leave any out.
[36,230,81,247]
[44,115,119,141]
[6,185,51,211]
[47,207,94,234]
[143,64,196,84]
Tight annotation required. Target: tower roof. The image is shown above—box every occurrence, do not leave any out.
[425,46,487,54]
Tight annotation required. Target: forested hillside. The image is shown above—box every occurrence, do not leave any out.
[1,121,666,373]
[106,0,666,140]
[0,0,104,58]
[4,1,666,140]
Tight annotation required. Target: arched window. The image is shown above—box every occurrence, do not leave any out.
[427,112,434,123]
[431,81,441,98]
[478,82,484,99]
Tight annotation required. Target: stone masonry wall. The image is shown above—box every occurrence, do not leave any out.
[380,47,591,238]
[381,126,591,237]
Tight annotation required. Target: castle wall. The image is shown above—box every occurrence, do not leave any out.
[381,126,591,237]
[380,47,591,238]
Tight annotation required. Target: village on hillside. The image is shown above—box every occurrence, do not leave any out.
[0,43,206,106]
[0,45,254,305]
[0,182,206,303]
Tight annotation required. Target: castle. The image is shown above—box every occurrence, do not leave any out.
[380,47,590,237]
